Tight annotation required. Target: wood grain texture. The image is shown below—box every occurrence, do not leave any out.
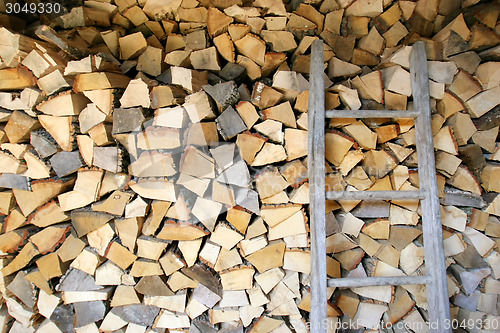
[308,39,327,333]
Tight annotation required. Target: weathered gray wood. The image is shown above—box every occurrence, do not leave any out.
[93,146,122,173]
[31,130,58,158]
[203,81,240,111]
[215,106,247,140]
[448,264,491,296]
[411,41,452,333]
[7,271,36,308]
[50,304,75,332]
[216,159,251,187]
[74,301,106,328]
[35,25,90,59]
[327,275,429,288]
[112,107,145,134]
[182,264,222,296]
[234,187,260,214]
[57,268,103,292]
[0,174,29,190]
[49,151,84,177]
[352,201,390,218]
[308,39,327,333]
[219,63,246,82]
[326,109,420,118]
[326,190,424,201]
[441,188,486,208]
[111,305,161,327]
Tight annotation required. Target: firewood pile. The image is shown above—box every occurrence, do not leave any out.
[0,0,499,331]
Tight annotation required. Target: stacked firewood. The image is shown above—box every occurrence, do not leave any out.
[0,0,499,331]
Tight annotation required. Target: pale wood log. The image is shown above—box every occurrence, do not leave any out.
[207,7,233,37]
[0,66,37,90]
[73,72,131,92]
[104,241,137,271]
[190,47,221,71]
[254,120,283,143]
[157,221,209,241]
[332,84,362,109]
[251,142,287,167]
[14,179,72,216]
[213,33,235,63]
[295,3,324,32]
[87,122,113,146]
[235,132,266,165]
[286,14,316,39]
[239,235,267,256]
[262,52,287,77]
[236,55,262,80]
[344,120,378,150]
[226,207,251,234]
[434,126,459,155]
[245,241,285,273]
[268,209,306,240]
[261,31,297,52]
[465,86,500,118]
[362,150,398,178]
[220,266,255,290]
[37,69,70,96]
[325,131,354,166]
[227,24,251,41]
[234,34,266,66]
[351,71,384,103]
[4,111,40,144]
[382,65,411,96]
[472,126,498,153]
[55,234,86,263]
[448,70,482,102]
[214,247,241,272]
[118,32,147,60]
[261,102,296,128]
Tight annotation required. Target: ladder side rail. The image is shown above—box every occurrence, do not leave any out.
[411,41,452,333]
[308,39,327,333]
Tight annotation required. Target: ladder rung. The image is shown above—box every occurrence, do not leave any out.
[326,190,425,201]
[325,110,420,119]
[327,275,429,288]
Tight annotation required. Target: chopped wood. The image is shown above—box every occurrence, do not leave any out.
[449,70,482,103]
[448,166,482,196]
[465,86,500,118]
[381,65,411,96]
[447,112,477,146]
[325,131,354,166]
[190,47,221,71]
[207,8,233,38]
[73,72,131,92]
[118,32,147,60]
[362,150,397,178]
[434,126,459,155]
[234,34,266,66]
[120,79,151,109]
[261,31,297,53]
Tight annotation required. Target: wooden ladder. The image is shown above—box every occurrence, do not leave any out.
[307,40,452,332]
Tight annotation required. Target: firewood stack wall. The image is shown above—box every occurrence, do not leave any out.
[0,0,499,332]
